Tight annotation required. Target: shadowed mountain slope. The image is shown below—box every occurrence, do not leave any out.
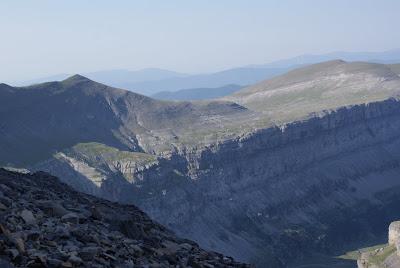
[0,75,252,166]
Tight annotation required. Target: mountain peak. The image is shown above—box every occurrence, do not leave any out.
[0,82,11,88]
[0,83,14,92]
[62,74,92,84]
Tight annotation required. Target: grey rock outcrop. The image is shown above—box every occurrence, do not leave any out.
[357,221,400,268]
[389,221,400,248]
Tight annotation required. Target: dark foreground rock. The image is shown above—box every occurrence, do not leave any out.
[0,168,249,268]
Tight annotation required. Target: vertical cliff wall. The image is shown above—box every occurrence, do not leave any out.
[128,98,400,266]
[35,98,400,266]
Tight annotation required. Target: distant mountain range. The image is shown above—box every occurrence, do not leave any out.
[126,67,294,95]
[16,68,188,92]
[11,49,400,98]
[152,84,243,100]
[15,67,292,96]
[253,48,400,68]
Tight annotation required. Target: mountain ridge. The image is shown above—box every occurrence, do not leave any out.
[0,74,254,166]
[225,60,400,124]
[4,60,400,266]
[11,49,400,96]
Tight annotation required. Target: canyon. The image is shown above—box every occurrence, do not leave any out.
[2,60,400,266]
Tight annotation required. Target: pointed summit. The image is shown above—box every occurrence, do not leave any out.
[62,74,92,85]
[0,83,14,92]
[0,82,11,88]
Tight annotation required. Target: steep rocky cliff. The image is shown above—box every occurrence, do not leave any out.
[3,61,400,266]
[357,221,400,268]
[32,97,400,266]
[0,168,248,267]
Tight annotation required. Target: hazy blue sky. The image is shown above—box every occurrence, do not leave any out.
[1,0,399,82]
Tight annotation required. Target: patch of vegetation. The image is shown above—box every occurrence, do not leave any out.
[70,142,157,164]
[368,244,396,266]
[339,243,396,267]
[338,243,387,260]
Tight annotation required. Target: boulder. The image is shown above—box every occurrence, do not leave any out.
[61,213,80,224]
[20,209,36,225]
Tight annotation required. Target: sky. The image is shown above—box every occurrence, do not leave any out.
[1,0,400,82]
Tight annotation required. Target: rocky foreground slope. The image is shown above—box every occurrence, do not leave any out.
[3,60,400,266]
[0,168,248,267]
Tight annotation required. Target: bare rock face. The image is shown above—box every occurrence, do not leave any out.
[357,221,400,268]
[389,221,400,246]
[388,221,400,260]
[36,97,400,267]
[0,168,249,268]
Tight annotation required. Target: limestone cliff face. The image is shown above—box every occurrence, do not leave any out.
[388,222,400,247]
[35,97,400,266]
[137,97,400,266]
[357,221,400,268]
